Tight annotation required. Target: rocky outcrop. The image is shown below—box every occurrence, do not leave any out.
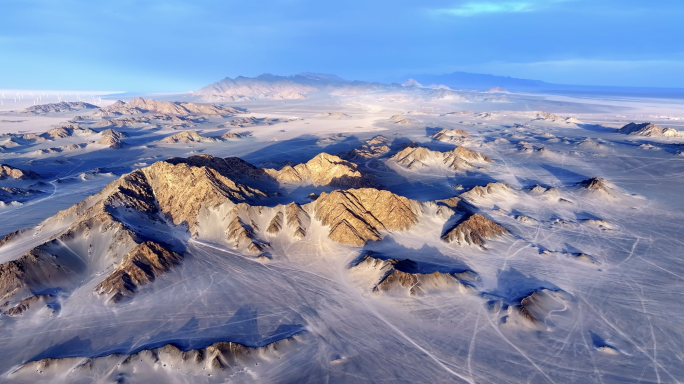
[451,146,491,163]
[226,215,268,253]
[388,115,414,125]
[219,117,281,127]
[534,112,560,122]
[390,146,436,169]
[38,125,95,140]
[266,212,284,235]
[22,102,98,115]
[162,130,219,143]
[350,252,476,295]
[97,98,240,116]
[1,294,52,316]
[165,155,267,181]
[14,335,300,378]
[97,135,123,148]
[430,128,469,143]
[0,245,85,303]
[195,73,329,101]
[441,213,509,246]
[44,127,73,139]
[504,289,573,328]
[0,187,43,203]
[221,131,249,139]
[95,241,182,302]
[58,143,84,151]
[20,133,48,142]
[617,122,684,137]
[390,145,490,172]
[313,189,421,246]
[99,128,127,139]
[96,100,143,116]
[459,182,515,202]
[95,116,152,127]
[575,177,619,199]
[340,136,391,160]
[142,161,266,230]
[264,153,378,188]
[0,164,41,180]
[97,129,126,148]
[575,138,608,150]
[576,177,610,191]
[0,157,268,303]
[285,202,310,239]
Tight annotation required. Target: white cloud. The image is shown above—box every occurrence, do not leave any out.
[433,0,574,17]
[435,2,534,16]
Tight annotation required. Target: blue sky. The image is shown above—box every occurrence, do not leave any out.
[1,0,683,91]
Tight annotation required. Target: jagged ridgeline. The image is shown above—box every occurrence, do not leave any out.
[0,152,510,308]
[11,335,302,381]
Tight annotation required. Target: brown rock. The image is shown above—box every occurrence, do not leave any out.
[97,98,240,116]
[431,128,469,143]
[2,294,51,316]
[142,161,266,229]
[576,177,610,191]
[95,241,182,301]
[226,216,267,253]
[459,182,514,200]
[391,145,489,172]
[441,213,509,246]
[313,188,421,246]
[285,202,309,239]
[162,130,218,143]
[266,212,284,235]
[264,153,377,188]
[351,252,475,295]
[0,164,41,180]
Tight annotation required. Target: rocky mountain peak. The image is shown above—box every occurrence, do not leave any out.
[313,188,421,246]
[441,213,509,246]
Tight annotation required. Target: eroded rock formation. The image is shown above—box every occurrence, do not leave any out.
[391,145,490,172]
[0,164,41,180]
[97,98,240,116]
[441,213,509,246]
[263,153,378,188]
[313,188,421,246]
[95,241,182,302]
[350,251,476,295]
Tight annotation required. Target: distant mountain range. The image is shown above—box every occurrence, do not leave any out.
[194,71,684,101]
[399,72,684,96]
[400,72,548,91]
[194,73,393,101]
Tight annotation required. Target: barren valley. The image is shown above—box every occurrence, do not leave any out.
[1,79,683,383]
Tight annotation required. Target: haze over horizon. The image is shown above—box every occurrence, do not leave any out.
[1,0,683,92]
